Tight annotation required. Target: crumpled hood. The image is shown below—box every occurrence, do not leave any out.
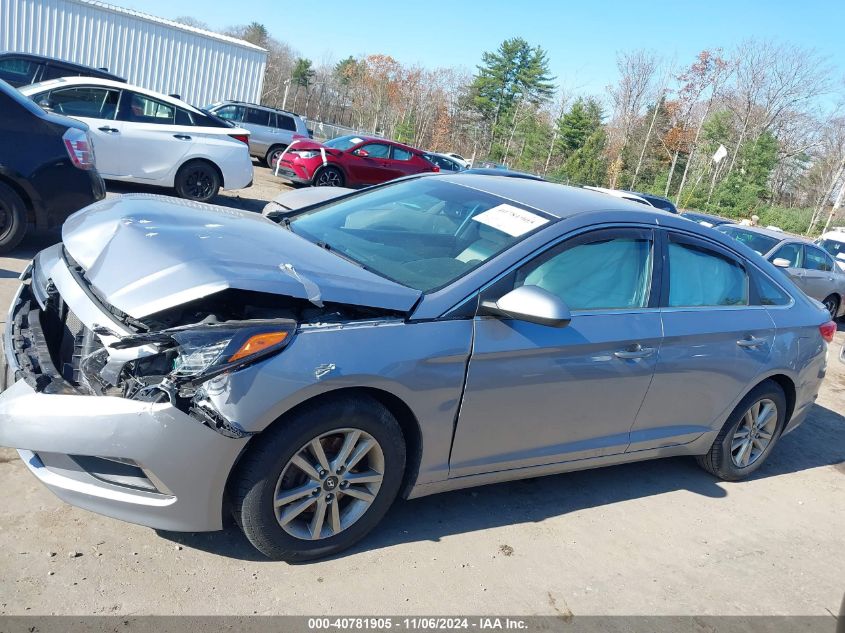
[61,194,422,318]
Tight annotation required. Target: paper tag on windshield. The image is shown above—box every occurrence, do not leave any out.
[472,204,549,237]
[349,137,364,144]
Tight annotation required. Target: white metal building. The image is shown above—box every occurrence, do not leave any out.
[0,0,267,106]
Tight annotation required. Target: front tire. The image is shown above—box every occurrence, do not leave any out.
[265,145,288,170]
[174,160,221,202]
[696,379,786,481]
[0,182,28,254]
[314,166,344,187]
[231,395,405,561]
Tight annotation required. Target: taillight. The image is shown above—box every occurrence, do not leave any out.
[819,321,836,343]
[229,134,250,145]
[62,128,95,170]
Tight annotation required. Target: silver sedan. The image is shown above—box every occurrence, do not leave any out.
[0,175,835,561]
[717,224,845,319]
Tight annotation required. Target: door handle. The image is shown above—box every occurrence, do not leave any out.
[173,134,192,140]
[98,126,119,133]
[737,336,766,348]
[614,344,655,360]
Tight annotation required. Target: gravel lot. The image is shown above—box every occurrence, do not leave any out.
[0,166,843,616]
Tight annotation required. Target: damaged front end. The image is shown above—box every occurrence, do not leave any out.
[8,246,401,439]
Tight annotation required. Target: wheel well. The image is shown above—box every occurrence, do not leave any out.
[177,158,224,189]
[230,387,423,500]
[0,175,35,225]
[314,163,345,181]
[765,374,796,425]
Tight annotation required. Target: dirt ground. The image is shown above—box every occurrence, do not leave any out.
[0,166,843,616]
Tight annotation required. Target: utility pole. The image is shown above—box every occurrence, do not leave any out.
[281,78,292,111]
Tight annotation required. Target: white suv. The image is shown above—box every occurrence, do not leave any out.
[21,77,253,201]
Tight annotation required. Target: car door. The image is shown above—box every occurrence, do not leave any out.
[345,142,393,184]
[449,227,663,477]
[240,107,272,156]
[385,145,424,179]
[768,241,805,291]
[628,230,776,452]
[34,85,125,177]
[802,245,837,302]
[116,91,195,182]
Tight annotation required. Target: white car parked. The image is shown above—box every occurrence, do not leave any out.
[817,227,845,272]
[20,77,253,201]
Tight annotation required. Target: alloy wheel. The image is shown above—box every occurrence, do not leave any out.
[185,168,214,199]
[315,169,341,187]
[730,398,778,468]
[273,428,385,540]
[823,296,838,319]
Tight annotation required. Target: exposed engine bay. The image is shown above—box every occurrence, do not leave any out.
[11,265,402,438]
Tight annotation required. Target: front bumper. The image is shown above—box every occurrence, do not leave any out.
[275,160,314,185]
[0,259,248,532]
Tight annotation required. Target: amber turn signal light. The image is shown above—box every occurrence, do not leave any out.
[227,331,289,362]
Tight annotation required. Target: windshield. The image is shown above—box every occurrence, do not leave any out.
[290,178,553,292]
[324,135,367,150]
[718,226,780,255]
[818,238,845,261]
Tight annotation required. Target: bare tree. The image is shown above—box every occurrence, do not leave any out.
[606,50,659,187]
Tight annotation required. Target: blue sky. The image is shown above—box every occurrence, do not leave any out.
[118,0,845,98]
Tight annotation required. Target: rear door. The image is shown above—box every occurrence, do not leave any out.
[628,230,776,452]
[116,91,194,182]
[34,85,124,177]
[450,227,662,477]
[240,107,272,156]
[801,245,837,301]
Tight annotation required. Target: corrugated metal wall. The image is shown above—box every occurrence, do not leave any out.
[0,0,267,107]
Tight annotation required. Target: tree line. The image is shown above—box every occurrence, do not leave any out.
[180,19,845,233]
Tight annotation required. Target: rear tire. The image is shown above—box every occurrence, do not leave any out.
[696,379,786,481]
[231,395,405,561]
[0,182,28,254]
[265,145,288,170]
[314,166,344,187]
[822,294,840,320]
[174,160,221,202]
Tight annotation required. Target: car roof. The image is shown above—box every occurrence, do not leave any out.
[0,51,125,81]
[720,223,814,244]
[435,174,673,218]
[212,99,302,118]
[582,186,654,206]
[19,76,205,114]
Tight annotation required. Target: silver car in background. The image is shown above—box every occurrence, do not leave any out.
[717,224,845,319]
[0,176,834,561]
[206,100,310,168]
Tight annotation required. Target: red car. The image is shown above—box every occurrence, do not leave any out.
[274,135,438,187]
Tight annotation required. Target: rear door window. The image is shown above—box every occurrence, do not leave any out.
[276,113,297,131]
[667,235,748,307]
[392,146,413,161]
[120,92,175,124]
[245,107,271,126]
[804,245,834,272]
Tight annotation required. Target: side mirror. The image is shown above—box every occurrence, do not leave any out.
[772,257,791,268]
[481,285,571,328]
[354,149,369,158]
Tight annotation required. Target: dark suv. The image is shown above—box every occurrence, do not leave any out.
[0,79,105,252]
[0,52,125,88]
